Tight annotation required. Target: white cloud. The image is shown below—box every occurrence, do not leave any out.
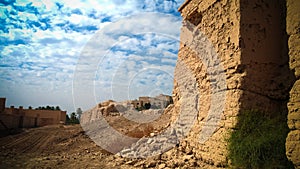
[0,0,184,113]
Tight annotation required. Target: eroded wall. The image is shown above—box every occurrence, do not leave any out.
[176,0,241,166]
[176,0,294,167]
[239,0,292,113]
[286,0,300,168]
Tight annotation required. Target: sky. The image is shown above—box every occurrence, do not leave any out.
[0,0,185,113]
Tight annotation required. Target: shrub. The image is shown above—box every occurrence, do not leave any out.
[227,110,294,169]
[144,103,151,109]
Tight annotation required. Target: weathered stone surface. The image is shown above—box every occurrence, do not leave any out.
[174,0,241,166]
[287,79,300,168]
[239,0,292,113]
[286,0,300,168]
[286,130,300,168]
[289,34,300,78]
[286,0,300,35]
[288,80,300,130]
[176,0,294,168]
[81,0,299,168]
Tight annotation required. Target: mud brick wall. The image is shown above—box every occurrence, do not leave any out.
[286,0,300,168]
[177,0,241,166]
[176,0,293,167]
[0,114,20,130]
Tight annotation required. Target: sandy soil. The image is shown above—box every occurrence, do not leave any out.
[0,124,118,169]
[0,111,173,169]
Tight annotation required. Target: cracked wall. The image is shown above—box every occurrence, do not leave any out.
[176,0,297,167]
[286,0,300,168]
[176,0,241,166]
[239,0,292,113]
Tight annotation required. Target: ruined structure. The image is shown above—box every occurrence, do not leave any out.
[175,0,299,167]
[131,94,173,109]
[131,97,151,109]
[286,0,300,167]
[79,0,299,167]
[0,98,66,130]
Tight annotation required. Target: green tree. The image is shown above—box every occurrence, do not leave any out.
[55,106,61,111]
[66,114,70,122]
[71,112,76,121]
[66,112,79,124]
[144,103,151,109]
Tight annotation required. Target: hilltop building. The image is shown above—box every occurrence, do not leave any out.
[131,94,173,109]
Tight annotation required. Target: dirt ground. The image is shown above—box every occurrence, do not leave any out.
[0,111,174,169]
[0,106,215,169]
[0,124,118,169]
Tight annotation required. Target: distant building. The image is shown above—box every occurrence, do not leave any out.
[131,94,173,109]
[150,94,173,109]
[0,98,66,130]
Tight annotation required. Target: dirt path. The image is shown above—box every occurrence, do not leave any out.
[0,112,211,169]
[0,123,174,169]
[0,125,117,169]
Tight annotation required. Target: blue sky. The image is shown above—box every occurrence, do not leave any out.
[0,0,184,113]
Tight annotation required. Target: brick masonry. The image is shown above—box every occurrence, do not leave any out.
[175,0,299,167]
[286,0,300,168]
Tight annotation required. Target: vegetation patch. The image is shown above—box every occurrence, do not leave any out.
[66,112,80,124]
[227,110,294,169]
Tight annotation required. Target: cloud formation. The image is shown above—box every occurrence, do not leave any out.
[0,0,184,112]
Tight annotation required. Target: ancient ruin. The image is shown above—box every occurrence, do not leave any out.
[79,0,299,167]
[0,98,66,130]
[131,94,173,109]
[286,0,300,167]
[0,0,299,168]
[81,94,172,124]
[173,0,299,168]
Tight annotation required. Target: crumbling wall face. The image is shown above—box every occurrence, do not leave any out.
[239,0,292,113]
[176,0,242,167]
[177,0,296,167]
[286,0,300,168]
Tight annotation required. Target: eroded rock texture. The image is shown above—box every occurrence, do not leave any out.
[286,0,300,168]
[79,0,299,168]
[176,0,241,166]
[176,0,295,167]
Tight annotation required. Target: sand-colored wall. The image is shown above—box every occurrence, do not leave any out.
[239,0,292,113]
[23,109,66,126]
[177,0,241,166]
[0,101,66,130]
[176,0,293,167]
[286,0,300,168]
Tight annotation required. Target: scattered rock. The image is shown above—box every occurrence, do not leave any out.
[158,163,166,169]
